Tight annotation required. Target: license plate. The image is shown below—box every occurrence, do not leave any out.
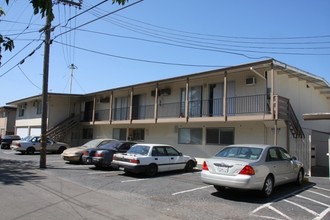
[217,166,229,173]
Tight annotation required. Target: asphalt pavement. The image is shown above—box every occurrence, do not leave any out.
[0,158,177,220]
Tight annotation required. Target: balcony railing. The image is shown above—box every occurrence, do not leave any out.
[82,94,271,122]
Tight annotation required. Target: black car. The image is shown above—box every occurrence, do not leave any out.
[0,135,21,149]
[82,141,136,168]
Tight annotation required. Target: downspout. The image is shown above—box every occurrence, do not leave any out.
[271,64,278,145]
[129,88,133,124]
[185,78,189,123]
[92,96,96,124]
[154,84,159,124]
[109,91,113,124]
[223,71,227,121]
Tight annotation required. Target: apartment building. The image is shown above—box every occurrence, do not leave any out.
[7,59,330,175]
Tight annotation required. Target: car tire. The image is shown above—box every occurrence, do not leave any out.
[184,160,195,172]
[295,168,304,186]
[57,146,67,154]
[26,147,35,155]
[261,175,274,197]
[145,164,157,177]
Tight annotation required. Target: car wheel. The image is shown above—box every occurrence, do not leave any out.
[145,164,157,177]
[261,175,274,197]
[184,160,195,172]
[295,168,304,186]
[26,147,35,155]
[57,146,67,154]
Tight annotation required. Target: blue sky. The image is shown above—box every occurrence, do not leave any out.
[1,0,329,106]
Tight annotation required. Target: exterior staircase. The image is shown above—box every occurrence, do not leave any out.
[46,114,80,142]
[276,96,305,138]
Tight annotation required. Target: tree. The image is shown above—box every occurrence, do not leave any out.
[0,0,128,65]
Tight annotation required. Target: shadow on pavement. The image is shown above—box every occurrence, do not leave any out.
[0,159,46,185]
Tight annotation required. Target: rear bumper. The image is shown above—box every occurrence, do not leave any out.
[201,171,262,190]
[111,161,148,174]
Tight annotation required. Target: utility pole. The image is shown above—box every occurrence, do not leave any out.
[69,64,77,94]
[40,0,82,169]
[40,11,52,169]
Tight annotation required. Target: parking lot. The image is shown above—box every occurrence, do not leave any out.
[1,149,330,220]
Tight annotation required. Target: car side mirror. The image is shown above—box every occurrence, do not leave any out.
[291,156,297,160]
[179,152,183,156]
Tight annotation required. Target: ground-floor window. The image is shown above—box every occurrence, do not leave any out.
[178,128,202,144]
[128,128,145,141]
[82,128,93,139]
[206,127,234,145]
[113,128,127,140]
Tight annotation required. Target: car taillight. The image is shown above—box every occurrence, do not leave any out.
[202,161,209,171]
[130,159,140,164]
[82,151,89,156]
[239,165,255,175]
[95,152,104,157]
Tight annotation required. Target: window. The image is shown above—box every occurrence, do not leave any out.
[267,148,279,161]
[82,128,93,139]
[36,102,42,115]
[113,128,127,140]
[206,127,234,145]
[128,128,145,141]
[278,147,291,160]
[18,108,25,117]
[178,128,202,144]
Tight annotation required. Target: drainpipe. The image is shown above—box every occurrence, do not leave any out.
[129,88,133,124]
[154,84,159,124]
[185,78,189,123]
[109,91,113,124]
[92,96,96,124]
[223,71,227,121]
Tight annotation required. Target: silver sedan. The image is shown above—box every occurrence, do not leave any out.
[201,144,304,197]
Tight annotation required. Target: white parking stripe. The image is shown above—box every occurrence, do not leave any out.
[314,186,330,193]
[268,205,292,220]
[316,207,330,220]
[296,194,330,208]
[172,185,212,196]
[121,179,147,183]
[309,190,330,199]
[284,199,319,217]
[88,171,115,175]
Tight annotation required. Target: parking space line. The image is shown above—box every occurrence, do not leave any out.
[296,194,330,208]
[172,185,212,196]
[314,186,330,193]
[309,190,330,199]
[268,205,292,220]
[121,179,147,183]
[88,171,115,175]
[284,199,319,217]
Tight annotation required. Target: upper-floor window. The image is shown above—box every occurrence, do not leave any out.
[18,108,25,117]
[36,102,42,115]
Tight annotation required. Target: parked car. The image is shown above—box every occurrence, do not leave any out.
[82,141,136,168]
[200,144,304,197]
[61,139,115,163]
[111,143,197,177]
[0,135,21,149]
[10,135,70,155]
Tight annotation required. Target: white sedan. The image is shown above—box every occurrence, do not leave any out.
[112,143,197,177]
[10,135,70,155]
[201,144,304,197]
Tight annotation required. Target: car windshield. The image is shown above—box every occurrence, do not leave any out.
[215,146,263,160]
[127,145,150,156]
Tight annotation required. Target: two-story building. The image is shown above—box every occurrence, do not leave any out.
[6,59,330,176]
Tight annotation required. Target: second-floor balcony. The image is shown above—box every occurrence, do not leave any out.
[83,94,273,123]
